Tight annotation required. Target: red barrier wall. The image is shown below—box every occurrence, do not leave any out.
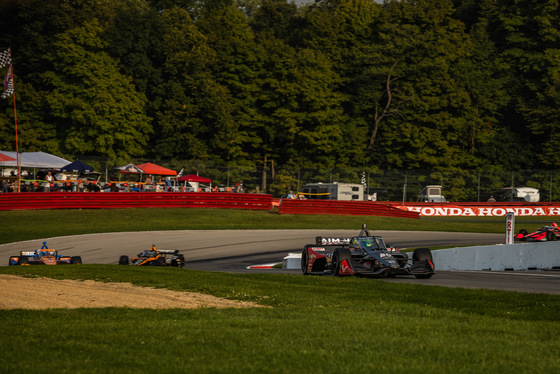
[278,200,420,219]
[0,192,273,211]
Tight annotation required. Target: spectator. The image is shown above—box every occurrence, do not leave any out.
[2,180,14,193]
[156,179,164,192]
[44,171,54,192]
[487,196,496,203]
[77,175,86,192]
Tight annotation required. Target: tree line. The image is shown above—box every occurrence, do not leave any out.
[0,0,558,178]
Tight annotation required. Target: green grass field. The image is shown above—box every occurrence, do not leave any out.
[0,207,554,245]
[1,209,560,373]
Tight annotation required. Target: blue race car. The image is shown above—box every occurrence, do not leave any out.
[9,241,82,266]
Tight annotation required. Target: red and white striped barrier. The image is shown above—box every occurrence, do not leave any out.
[394,204,560,217]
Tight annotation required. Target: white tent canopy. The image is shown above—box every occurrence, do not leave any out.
[0,151,70,169]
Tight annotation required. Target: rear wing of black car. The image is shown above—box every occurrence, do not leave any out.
[315,237,352,246]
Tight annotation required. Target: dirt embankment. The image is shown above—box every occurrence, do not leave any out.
[0,274,266,310]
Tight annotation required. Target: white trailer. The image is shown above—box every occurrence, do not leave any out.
[300,182,365,201]
[499,187,540,202]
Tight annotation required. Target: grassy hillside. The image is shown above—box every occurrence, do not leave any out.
[1,265,559,373]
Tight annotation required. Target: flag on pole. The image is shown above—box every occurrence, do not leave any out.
[0,49,10,68]
[1,66,13,99]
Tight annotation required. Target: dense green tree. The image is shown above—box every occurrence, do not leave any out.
[154,6,235,161]
[362,0,501,169]
[0,0,558,175]
[482,0,560,167]
[41,19,152,160]
[196,5,263,164]
[295,0,383,166]
[103,2,163,94]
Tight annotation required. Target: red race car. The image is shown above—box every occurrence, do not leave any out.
[515,223,560,241]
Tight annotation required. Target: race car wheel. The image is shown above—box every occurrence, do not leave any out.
[156,257,166,266]
[547,231,555,241]
[413,248,433,279]
[71,256,82,265]
[18,256,29,265]
[413,248,433,263]
[118,255,129,265]
[173,256,186,267]
[519,229,528,236]
[332,248,351,276]
[301,249,309,275]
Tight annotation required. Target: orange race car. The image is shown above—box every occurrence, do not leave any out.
[118,246,186,267]
[9,241,82,266]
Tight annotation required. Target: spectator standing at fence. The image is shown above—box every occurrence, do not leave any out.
[487,196,496,203]
[77,176,86,192]
[43,171,54,192]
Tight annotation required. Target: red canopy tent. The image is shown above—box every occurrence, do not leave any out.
[136,162,177,176]
[0,152,17,162]
[177,174,211,183]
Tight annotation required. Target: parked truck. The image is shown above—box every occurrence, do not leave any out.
[417,185,447,203]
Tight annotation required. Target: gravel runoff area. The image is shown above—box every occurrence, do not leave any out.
[0,274,268,310]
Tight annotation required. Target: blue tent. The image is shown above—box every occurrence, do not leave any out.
[61,160,94,174]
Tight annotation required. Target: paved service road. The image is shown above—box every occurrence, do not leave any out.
[1,230,559,295]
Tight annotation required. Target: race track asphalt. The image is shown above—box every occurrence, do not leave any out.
[1,230,559,295]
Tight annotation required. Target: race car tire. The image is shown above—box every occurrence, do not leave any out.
[546,231,555,241]
[413,248,433,279]
[301,249,309,275]
[18,256,29,265]
[119,255,129,265]
[156,257,166,266]
[172,255,186,268]
[70,256,82,265]
[332,247,351,276]
[519,229,528,236]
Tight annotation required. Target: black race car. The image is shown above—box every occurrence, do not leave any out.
[119,246,186,267]
[515,223,560,242]
[301,224,435,278]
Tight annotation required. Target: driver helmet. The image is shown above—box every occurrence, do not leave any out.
[552,222,558,227]
[361,238,374,247]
